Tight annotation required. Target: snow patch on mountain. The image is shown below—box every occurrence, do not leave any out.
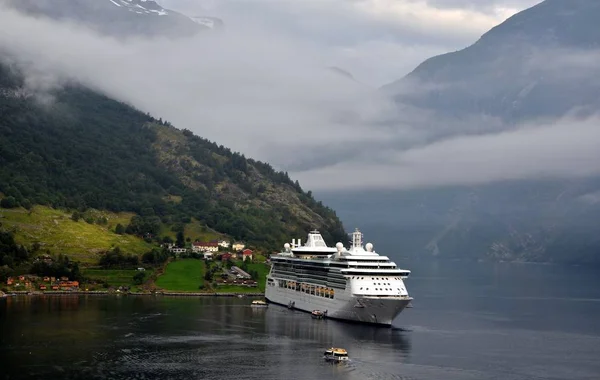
[107,0,169,16]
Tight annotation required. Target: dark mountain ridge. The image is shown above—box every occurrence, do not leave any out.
[383,0,600,123]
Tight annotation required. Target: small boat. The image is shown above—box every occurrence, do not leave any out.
[323,347,349,362]
[311,310,326,319]
[251,300,268,307]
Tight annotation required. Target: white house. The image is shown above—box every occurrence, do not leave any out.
[192,241,219,253]
[232,242,245,251]
[170,247,187,255]
[218,240,230,248]
[204,252,214,260]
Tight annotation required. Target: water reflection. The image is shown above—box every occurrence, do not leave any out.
[263,305,411,361]
[3,260,599,380]
[0,296,412,380]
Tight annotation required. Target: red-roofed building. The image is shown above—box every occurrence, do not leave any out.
[242,249,253,262]
[221,253,233,262]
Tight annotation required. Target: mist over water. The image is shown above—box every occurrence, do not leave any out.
[2,260,599,380]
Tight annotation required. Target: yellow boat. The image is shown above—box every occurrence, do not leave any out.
[323,347,349,362]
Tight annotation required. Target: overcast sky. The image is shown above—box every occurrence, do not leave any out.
[3,0,599,193]
[160,0,541,86]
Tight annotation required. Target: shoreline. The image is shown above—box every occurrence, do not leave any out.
[2,290,265,298]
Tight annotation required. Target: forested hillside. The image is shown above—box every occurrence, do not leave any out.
[0,61,347,255]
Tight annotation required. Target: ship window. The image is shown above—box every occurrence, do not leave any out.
[360,287,363,290]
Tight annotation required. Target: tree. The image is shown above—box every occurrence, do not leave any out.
[176,231,185,248]
[71,211,81,222]
[0,196,17,209]
[133,271,146,285]
[115,223,125,235]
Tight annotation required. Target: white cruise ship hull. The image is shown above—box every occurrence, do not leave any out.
[265,283,412,326]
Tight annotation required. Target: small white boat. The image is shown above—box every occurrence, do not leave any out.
[311,310,326,319]
[323,347,349,362]
[251,300,268,307]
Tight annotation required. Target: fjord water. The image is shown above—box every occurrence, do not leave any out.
[1,261,599,380]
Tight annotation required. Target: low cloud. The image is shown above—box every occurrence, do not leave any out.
[1,2,598,194]
[0,5,398,166]
[161,0,538,85]
[291,117,600,191]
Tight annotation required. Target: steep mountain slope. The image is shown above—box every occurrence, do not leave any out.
[330,0,600,265]
[382,0,600,123]
[0,61,347,252]
[3,0,210,38]
[322,178,600,265]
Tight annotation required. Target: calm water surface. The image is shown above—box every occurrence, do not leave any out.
[1,260,599,380]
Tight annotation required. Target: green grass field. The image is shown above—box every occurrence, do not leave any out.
[158,218,223,243]
[83,268,154,288]
[0,206,155,264]
[234,261,270,292]
[156,259,205,291]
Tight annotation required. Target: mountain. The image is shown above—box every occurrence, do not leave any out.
[322,178,600,265]
[325,0,600,265]
[0,60,347,257]
[382,0,600,124]
[2,0,213,38]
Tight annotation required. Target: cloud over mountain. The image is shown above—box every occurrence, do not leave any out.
[2,0,598,194]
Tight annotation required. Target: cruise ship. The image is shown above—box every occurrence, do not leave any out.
[265,228,412,326]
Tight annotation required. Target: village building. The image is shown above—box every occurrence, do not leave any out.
[192,241,219,253]
[59,281,79,290]
[242,249,253,262]
[170,247,187,255]
[232,242,245,251]
[218,240,230,248]
[220,253,233,262]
